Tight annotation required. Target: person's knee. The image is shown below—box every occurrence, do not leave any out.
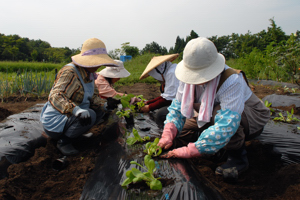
[88,109,97,124]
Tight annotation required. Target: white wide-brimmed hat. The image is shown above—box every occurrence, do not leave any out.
[72,38,118,68]
[98,60,130,78]
[139,54,179,80]
[175,37,225,84]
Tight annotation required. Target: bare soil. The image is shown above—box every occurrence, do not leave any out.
[0,82,300,200]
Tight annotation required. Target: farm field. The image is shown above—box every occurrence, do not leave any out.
[0,82,300,200]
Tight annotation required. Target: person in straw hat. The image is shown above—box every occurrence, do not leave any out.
[40,38,118,156]
[95,59,130,98]
[139,54,180,127]
[158,37,270,177]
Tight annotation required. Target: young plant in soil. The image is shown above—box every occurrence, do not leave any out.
[135,95,146,110]
[273,108,300,123]
[264,100,275,114]
[144,138,162,157]
[121,155,162,191]
[126,128,150,145]
[115,94,145,120]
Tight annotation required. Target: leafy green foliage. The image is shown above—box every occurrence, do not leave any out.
[0,68,54,98]
[115,93,136,119]
[121,155,162,191]
[144,138,162,157]
[135,95,146,110]
[141,41,167,55]
[286,109,300,123]
[115,93,135,109]
[264,100,275,113]
[126,128,150,145]
[273,108,300,123]
[115,94,146,119]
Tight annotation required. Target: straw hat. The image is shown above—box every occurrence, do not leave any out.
[97,60,130,78]
[175,37,225,84]
[139,54,179,80]
[72,38,118,68]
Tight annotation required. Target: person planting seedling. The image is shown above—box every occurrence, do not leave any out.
[157,37,270,181]
[139,54,180,127]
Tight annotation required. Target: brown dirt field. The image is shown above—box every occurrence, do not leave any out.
[0,82,299,200]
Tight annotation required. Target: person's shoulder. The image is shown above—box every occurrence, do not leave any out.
[57,64,77,76]
[95,73,105,80]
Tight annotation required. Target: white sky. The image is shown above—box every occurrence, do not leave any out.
[1,0,299,51]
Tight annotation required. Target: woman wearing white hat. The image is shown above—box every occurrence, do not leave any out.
[139,54,180,127]
[158,37,270,177]
[95,60,130,98]
[40,38,118,156]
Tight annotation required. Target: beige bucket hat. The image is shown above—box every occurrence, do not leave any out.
[175,37,225,84]
[97,60,130,78]
[139,54,179,80]
[72,38,118,68]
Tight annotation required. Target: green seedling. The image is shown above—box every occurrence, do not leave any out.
[273,108,300,123]
[264,100,275,113]
[286,108,300,123]
[115,93,135,109]
[273,112,285,122]
[135,95,146,110]
[116,107,134,119]
[283,86,297,94]
[115,94,145,118]
[144,138,162,157]
[126,128,150,145]
[121,155,162,191]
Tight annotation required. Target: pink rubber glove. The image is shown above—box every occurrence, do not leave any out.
[157,123,177,150]
[160,143,201,159]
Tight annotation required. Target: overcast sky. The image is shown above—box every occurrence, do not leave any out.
[1,0,299,52]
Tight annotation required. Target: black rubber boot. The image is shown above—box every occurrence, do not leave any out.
[215,144,249,176]
[56,137,79,156]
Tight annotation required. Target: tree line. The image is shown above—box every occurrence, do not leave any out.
[0,18,299,63]
[0,34,80,63]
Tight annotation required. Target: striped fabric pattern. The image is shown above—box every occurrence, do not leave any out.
[48,65,103,115]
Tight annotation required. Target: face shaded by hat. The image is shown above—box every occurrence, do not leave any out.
[97,60,130,78]
[139,54,179,80]
[72,38,118,68]
[175,37,225,85]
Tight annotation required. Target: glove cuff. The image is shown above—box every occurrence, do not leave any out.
[163,123,177,140]
[72,106,80,115]
[187,143,201,157]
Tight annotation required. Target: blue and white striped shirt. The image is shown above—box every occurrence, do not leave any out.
[165,65,252,154]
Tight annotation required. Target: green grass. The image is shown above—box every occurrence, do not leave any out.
[0,61,63,73]
[0,53,297,99]
[114,53,180,86]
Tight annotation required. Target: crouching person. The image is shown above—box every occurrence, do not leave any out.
[40,38,118,156]
[158,37,270,177]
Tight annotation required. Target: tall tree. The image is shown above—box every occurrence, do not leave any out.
[186,30,199,43]
[141,41,167,55]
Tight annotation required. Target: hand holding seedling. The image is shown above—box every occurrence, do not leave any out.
[140,105,150,113]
